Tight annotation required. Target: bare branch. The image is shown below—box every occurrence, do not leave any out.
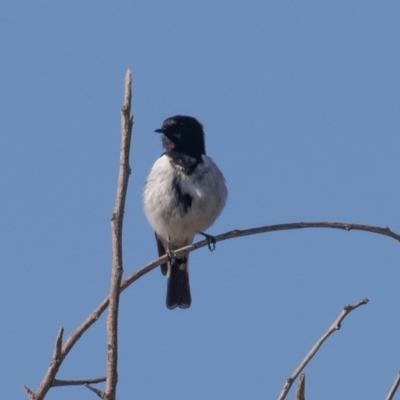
[187,222,400,255]
[85,384,105,399]
[277,298,369,400]
[386,370,400,400]
[121,222,400,291]
[27,220,398,399]
[105,68,133,400]
[52,377,106,387]
[295,373,305,400]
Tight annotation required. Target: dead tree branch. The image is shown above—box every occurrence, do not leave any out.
[25,220,398,399]
[277,298,369,400]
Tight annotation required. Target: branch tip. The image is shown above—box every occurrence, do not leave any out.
[296,373,305,400]
[53,327,64,360]
[23,385,34,396]
[351,298,369,309]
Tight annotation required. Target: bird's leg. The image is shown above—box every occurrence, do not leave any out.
[199,232,216,252]
[166,236,176,262]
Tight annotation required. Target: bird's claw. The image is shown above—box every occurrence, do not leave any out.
[200,232,216,252]
[166,238,176,262]
[167,249,178,263]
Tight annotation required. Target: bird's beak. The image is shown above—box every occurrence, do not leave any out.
[154,128,165,133]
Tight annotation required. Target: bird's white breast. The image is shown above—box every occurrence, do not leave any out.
[143,154,227,248]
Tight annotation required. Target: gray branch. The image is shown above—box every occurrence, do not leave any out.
[386,370,400,400]
[52,377,106,387]
[277,298,369,400]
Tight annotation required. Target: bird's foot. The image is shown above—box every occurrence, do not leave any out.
[166,249,176,263]
[199,232,216,252]
[166,237,176,262]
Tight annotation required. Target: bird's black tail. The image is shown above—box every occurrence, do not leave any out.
[166,257,191,309]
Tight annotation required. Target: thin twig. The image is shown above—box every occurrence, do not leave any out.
[52,377,106,387]
[26,221,398,399]
[386,370,400,400]
[23,386,34,397]
[277,298,369,400]
[105,68,133,400]
[85,384,105,399]
[53,327,64,360]
[295,373,305,400]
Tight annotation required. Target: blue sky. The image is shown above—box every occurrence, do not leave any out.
[1,1,400,399]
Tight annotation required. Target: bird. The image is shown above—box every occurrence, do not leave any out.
[143,115,228,309]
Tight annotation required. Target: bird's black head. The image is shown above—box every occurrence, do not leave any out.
[155,115,206,159]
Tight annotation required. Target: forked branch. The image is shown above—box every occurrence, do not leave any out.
[23,72,400,400]
[25,220,398,399]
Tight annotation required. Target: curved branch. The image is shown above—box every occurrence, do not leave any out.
[26,221,399,399]
[121,221,400,290]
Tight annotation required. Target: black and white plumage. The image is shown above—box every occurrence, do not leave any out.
[143,115,227,309]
